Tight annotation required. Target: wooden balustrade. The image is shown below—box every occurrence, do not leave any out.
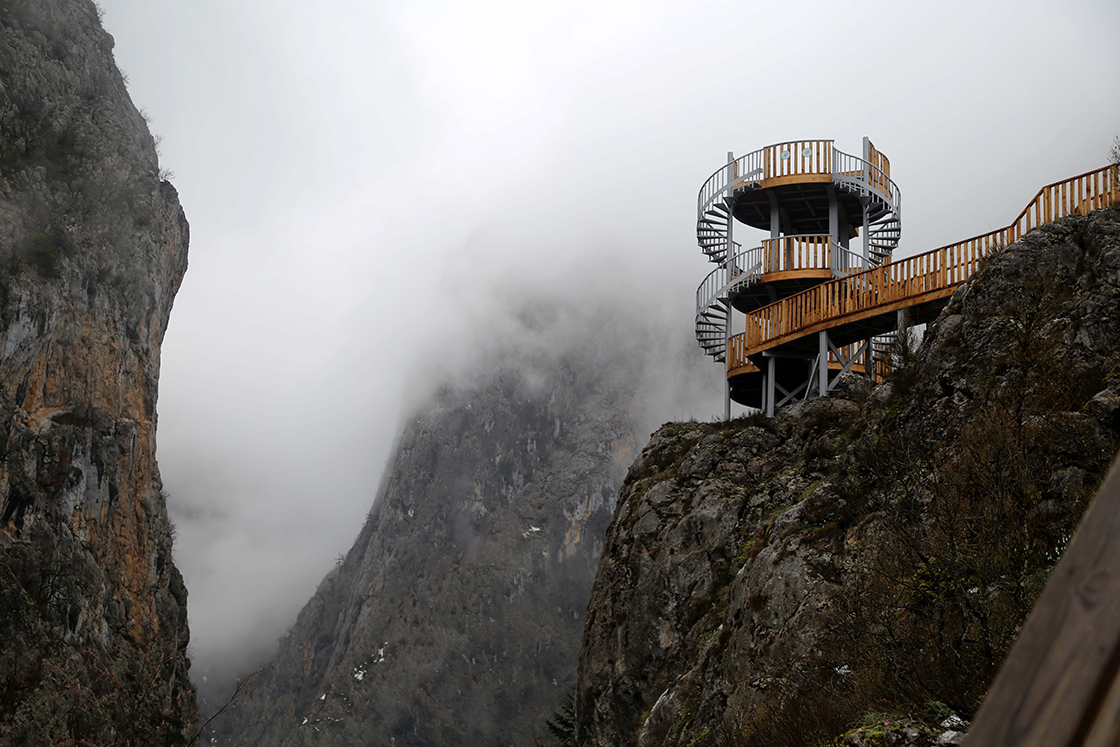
[761,140,833,182]
[700,140,902,226]
[866,140,892,197]
[727,165,1120,371]
[866,140,891,179]
[761,235,832,273]
[1006,165,1119,243]
[726,338,889,381]
[966,453,1120,745]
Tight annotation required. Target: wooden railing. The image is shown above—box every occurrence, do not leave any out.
[866,140,892,200]
[832,147,900,206]
[1007,165,1118,242]
[761,234,832,273]
[866,140,891,179]
[727,165,1120,371]
[727,339,891,385]
[826,343,888,380]
[966,452,1120,746]
[760,140,833,181]
[697,139,902,240]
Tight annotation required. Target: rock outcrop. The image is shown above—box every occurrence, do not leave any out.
[574,207,1120,746]
[221,304,700,746]
[0,0,193,743]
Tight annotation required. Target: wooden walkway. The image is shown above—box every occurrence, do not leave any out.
[966,453,1120,746]
[727,165,1120,371]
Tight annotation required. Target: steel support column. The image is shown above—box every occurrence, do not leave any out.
[723,155,735,421]
[818,331,828,397]
[827,185,839,274]
[768,192,780,239]
[766,355,776,418]
[862,197,871,270]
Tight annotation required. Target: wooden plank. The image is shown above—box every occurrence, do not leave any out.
[966,455,1120,747]
[760,173,833,189]
[1083,670,1120,747]
[758,269,832,284]
[726,363,759,378]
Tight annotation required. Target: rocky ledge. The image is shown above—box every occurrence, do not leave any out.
[574,206,1120,746]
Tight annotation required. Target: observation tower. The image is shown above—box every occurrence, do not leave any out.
[694,138,902,417]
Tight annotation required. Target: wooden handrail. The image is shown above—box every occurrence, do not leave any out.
[728,165,1120,370]
[965,453,1120,746]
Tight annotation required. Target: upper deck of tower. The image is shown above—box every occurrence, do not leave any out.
[695,138,901,273]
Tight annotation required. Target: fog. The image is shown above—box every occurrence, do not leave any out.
[96,0,1120,691]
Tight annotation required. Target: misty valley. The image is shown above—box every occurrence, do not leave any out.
[2,1,1120,746]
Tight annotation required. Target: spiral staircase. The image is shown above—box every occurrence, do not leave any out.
[694,138,902,412]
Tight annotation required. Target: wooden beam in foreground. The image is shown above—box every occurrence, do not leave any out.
[966,453,1120,746]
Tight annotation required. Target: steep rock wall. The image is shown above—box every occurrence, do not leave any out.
[575,207,1120,746]
[222,306,670,746]
[0,0,193,743]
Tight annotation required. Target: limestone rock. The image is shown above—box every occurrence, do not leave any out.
[220,306,682,746]
[0,0,193,743]
[574,207,1120,746]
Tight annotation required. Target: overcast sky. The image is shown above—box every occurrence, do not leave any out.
[96,0,1120,687]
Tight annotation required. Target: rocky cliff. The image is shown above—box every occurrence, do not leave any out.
[221,304,703,746]
[574,207,1120,746]
[0,0,193,743]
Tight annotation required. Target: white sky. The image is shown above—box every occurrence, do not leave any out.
[97,0,1120,682]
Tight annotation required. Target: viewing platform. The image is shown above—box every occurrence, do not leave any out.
[693,139,1120,416]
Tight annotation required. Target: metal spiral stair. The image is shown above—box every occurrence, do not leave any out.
[694,139,902,366]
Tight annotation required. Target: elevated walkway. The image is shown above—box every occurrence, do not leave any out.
[693,148,1119,415]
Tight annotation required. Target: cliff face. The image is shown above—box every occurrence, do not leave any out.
[575,207,1120,746]
[221,305,688,746]
[0,0,193,743]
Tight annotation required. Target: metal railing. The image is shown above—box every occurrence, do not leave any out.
[726,164,1120,371]
[831,148,900,207]
[695,246,764,322]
